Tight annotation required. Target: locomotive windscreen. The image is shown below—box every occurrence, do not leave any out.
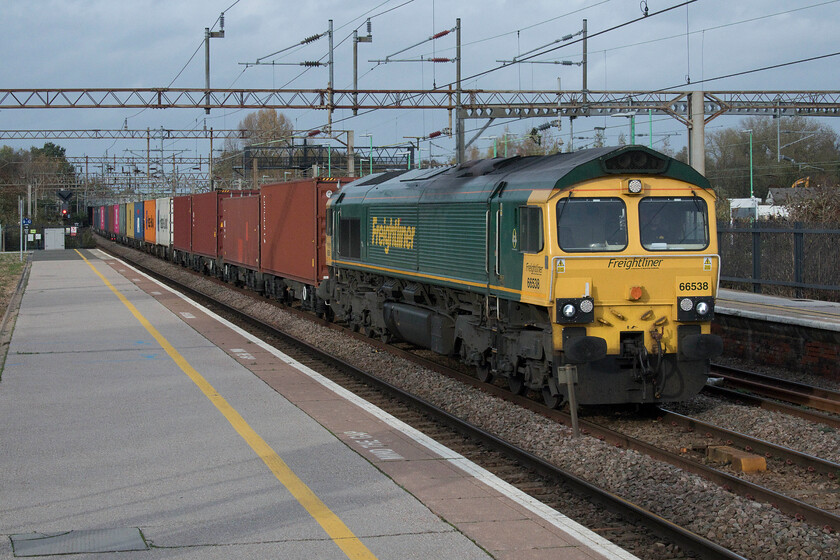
[639,197,709,250]
[557,198,628,252]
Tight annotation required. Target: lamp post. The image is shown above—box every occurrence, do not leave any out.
[403,136,423,169]
[396,151,411,170]
[480,136,497,158]
[611,112,637,144]
[502,132,515,157]
[742,129,755,220]
[360,134,373,175]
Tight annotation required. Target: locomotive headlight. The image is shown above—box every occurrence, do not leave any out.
[677,296,715,322]
[557,297,595,324]
[627,179,643,194]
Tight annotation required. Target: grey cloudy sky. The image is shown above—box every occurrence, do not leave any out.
[2,0,838,162]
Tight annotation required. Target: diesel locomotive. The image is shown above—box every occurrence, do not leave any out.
[320,146,723,406]
[93,145,723,407]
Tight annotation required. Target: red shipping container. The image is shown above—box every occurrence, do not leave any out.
[110,204,119,234]
[173,195,191,252]
[191,191,258,258]
[222,195,260,270]
[260,178,348,286]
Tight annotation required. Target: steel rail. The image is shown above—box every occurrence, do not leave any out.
[710,366,840,415]
[712,363,840,402]
[703,385,840,430]
[99,242,745,560]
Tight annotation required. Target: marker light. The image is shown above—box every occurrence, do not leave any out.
[579,299,594,313]
[627,179,643,194]
[679,298,694,312]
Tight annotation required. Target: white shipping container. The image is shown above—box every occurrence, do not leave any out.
[155,197,173,249]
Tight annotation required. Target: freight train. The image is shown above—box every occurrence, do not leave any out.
[92,145,723,407]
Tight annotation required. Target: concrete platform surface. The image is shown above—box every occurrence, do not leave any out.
[717,287,840,332]
[0,249,635,560]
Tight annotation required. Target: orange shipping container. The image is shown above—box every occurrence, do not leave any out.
[144,199,156,245]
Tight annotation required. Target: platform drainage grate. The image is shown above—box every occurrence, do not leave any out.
[10,528,148,557]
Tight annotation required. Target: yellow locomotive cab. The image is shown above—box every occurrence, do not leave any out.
[544,175,722,403]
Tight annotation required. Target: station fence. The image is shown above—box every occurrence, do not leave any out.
[717,221,840,302]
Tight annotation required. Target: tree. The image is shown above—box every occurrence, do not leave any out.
[705,116,840,199]
[617,132,627,147]
[238,109,294,148]
[593,128,606,148]
[0,142,76,224]
[787,188,840,225]
[214,109,295,186]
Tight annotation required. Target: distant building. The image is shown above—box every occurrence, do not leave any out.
[729,197,788,220]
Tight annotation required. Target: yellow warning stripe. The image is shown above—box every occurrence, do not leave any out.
[76,250,377,560]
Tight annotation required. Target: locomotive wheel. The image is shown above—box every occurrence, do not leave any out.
[541,387,564,409]
[476,362,493,383]
[508,374,528,396]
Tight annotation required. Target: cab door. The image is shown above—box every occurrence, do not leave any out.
[487,183,523,297]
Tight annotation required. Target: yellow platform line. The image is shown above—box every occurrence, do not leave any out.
[76,250,377,560]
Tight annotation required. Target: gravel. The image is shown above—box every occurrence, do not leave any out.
[109,242,840,560]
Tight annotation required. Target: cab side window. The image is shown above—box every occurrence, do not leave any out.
[338,217,361,259]
[519,206,543,253]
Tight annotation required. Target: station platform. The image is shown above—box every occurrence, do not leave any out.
[713,288,839,378]
[716,288,840,332]
[0,249,633,560]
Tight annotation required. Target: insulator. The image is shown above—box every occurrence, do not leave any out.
[301,61,322,67]
[431,29,451,39]
[308,130,321,137]
[562,33,573,41]
[428,131,442,139]
[302,33,322,45]
[429,58,451,63]
[219,12,224,30]
[366,19,372,34]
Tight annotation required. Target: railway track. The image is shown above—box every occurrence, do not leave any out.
[711,364,840,414]
[96,243,748,559]
[707,364,840,429]
[386,343,840,533]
